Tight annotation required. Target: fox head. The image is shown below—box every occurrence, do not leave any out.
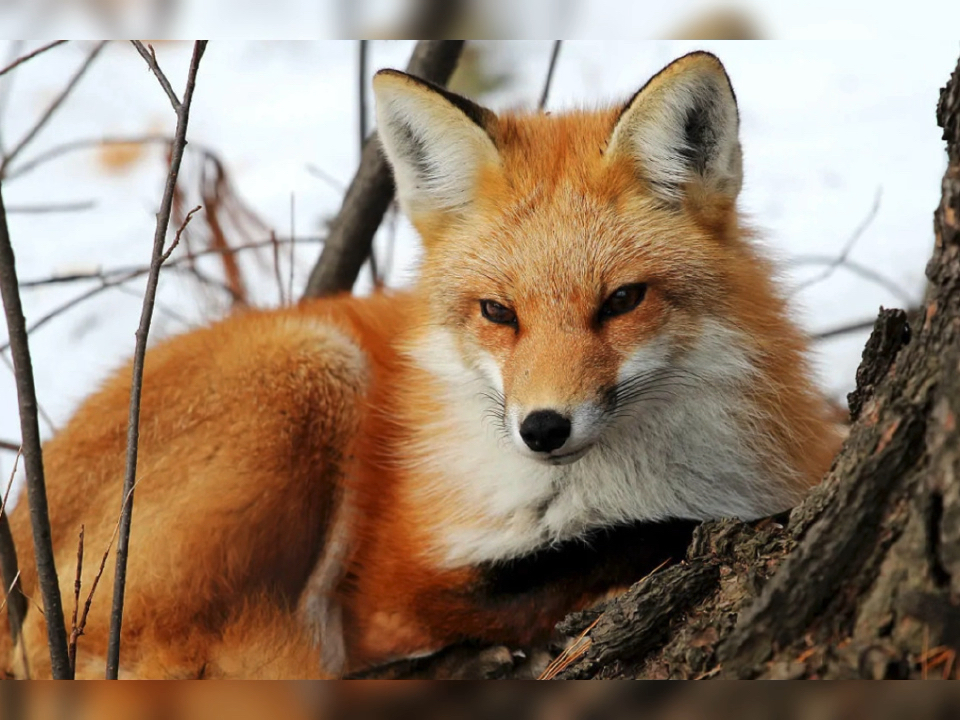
[373,52,827,490]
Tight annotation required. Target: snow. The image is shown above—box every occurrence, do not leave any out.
[1,37,957,493]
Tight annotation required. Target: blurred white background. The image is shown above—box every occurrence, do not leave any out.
[0,32,958,487]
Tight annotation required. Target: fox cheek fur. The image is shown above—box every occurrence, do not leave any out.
[376,51,843,531]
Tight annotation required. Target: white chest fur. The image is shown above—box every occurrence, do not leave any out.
[404,321,802,568]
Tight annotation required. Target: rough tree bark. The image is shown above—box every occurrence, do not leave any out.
[358,51,960,681]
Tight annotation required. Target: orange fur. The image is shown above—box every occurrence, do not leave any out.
[2,53,843,677]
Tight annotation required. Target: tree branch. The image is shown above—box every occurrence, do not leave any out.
[0,41,107,177]
[538,41,562,110]
[129,41,180,113]
[105,39,206,680]
[0,180,72,679]
[789,187,883,296]
[302,40,466,299]
[0,41,68,79]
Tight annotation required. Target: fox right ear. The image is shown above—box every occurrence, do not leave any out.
[605,52,742,204]
[373,70,500,223]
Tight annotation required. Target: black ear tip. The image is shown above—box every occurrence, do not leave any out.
[675,50,725,70]
[674,50,738,111]
[373,68,411,82]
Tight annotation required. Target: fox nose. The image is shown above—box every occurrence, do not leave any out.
[519,410,571,453]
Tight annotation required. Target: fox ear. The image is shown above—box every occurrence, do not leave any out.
[373,70,499,221]
[605,52,742,203]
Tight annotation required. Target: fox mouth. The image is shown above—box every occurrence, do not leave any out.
[545,445,593,466]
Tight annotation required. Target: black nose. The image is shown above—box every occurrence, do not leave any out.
[519,410,571,453]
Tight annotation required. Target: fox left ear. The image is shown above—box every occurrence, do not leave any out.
[373,69,500,223]
[605,52,742,203]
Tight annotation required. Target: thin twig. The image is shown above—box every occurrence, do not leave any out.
[0,439,22,453]
[129,41,180,113]
[270,231,286,305]
[5,201,96,214]
[538,558,670,680]
[289,193,295,300]
[305,163,345,193]
[538,41,562,110]
[0,41,25,155]
[106,39,207,681]
[161,205,201,264]
[0,515,26,651]
[0,353,56,433]
[4,134,177,180]
[790,188,882,296]
[790,253,915,307]
[0,180,72,678]
[67,525,83,673]
[1,444,22,518]
[813,317,888,341]
[0,41,107,177]
[1,236,322,353]
[357,40,379,287]
[0,450,25,674]
[358,40,368,149]
[112,284,193,328]
[0,271,145,354]
[538,614,601,680]
[20,235,322,290]
[0,41,68,79]
[65,476,142,678]
[0,569,20,615]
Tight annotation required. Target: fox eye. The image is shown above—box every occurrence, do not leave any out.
[600,283,647,319]
[480,299,517,326]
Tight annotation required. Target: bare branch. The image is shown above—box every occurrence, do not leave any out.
[302,40,466,299]
[789,253,915,307]
[67,525,83,673]
[270,231,286,305]
[0,180,72,679]
[0,514,26,652]
[0,353,56,433]
[358,40,369,149]
[130,41,180,113]
[0,41,107,177]
[19,234,323,290]
[5,201,96,214]
[289,194,296,300]
[1,445,21,518]
[161,204,201,264]
[538,41,562,110]
[357,40,379,287]
[305,163,345,193]
[106,39,206,681]
[0,271,145,354]
[76,471,146,680]
[790,188,883,296]
[814,317,891,341]
[0,236,322,351]
[0,450,25,649]
[5,134,174,181]
[0,41,68,79]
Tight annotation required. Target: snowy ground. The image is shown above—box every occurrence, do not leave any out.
[1,38,958,490]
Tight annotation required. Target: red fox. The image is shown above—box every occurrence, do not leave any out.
[3,51,842,678]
